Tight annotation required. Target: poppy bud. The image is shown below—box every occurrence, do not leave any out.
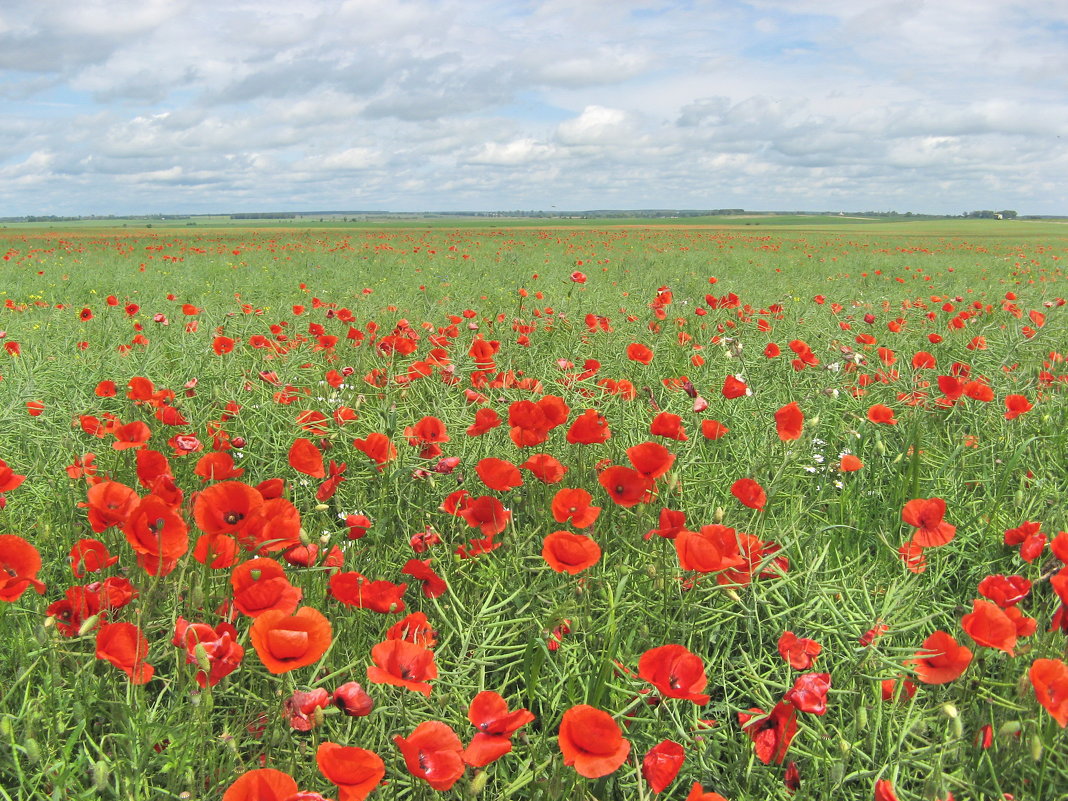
[838,739,851,755]
[0,717,10,737]
[809,415,820,428]
[469,770,490,795]
[231,437,246,448]
[319,533,330,546]
[300,528,311,545]
[1030,731,1043,761]
[998,721,1022,738]
[333,682,374,717]
[1014,490,1024,507]
[194,643,212,674]
[315,503,330,512]
[24,738,40,764]
[856,705,868,731]
[875,438,886,455]
[92,760,110,790]
[941,703,959,719]
[78,614,101,637]
[951,715,963,739]
[713,507,725,523]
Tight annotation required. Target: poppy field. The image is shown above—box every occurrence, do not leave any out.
[0,220,1066,800]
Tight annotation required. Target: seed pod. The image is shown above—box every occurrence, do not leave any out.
[855,705,868,732]
[24,738,40,764]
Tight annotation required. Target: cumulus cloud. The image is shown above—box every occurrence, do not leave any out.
[0,0,1065,215]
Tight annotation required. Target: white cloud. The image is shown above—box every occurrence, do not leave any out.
[0,0,1065,215]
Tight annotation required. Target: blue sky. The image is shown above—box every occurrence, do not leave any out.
[1,0,1066,215]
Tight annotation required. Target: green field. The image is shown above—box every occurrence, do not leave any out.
[0,220,1065,800]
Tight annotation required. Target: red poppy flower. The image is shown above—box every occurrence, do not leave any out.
[1004,394,1032,419]
[86,480,139,533]
[316,741,386,801]
[570,270,587,283]
[627,442,675,480]
[627,343,654,364]
[642,740,685,794]
[649,412,687,441]
[778,631,821,670]
[567,408,611,445]
[558,704,630,778]
[701,419,729,440]
[112,420,152,450]
[598,465,653,508]
[542,531,601,574]
[367,638,437,696]
[785,672,831,715]
[352,432,397,469]
[731,478,767,511]
[69,538,119,578]
[288,438,326,478]
[96,621,154,683]
[839,454,863,472]
[520,453,567,484]
[774,402,803,441]
[721,375,749,399]
[458,494,511,537]
[172,617,244,688]
[193,481,265,537]
[551,488,601,529]
[1030,658,1068,727]
[136,449,172,487]
[866,404,898,425]
[675,525,745,574]
[909,630,973,685]
[467,407,501,436]
[386,611,438,648]
[0,534,46,601]
[123,494,189,576]
[25,400,44,417]
[330,571,407,613]
[396,558,444,598]
[221,769,299,801]
[977,574,1031,608]
[638,644,710,704]
[738,701,797,764]
[902,497,955,547]
[686,782,729,801]
[476,457,523,491]
[464,691,535,767]
[0,458,26,493]
[394,721,465,791]
[961,599,1017,655]
[250,605,332,674]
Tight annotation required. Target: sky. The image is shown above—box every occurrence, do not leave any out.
[1,0,1066,216]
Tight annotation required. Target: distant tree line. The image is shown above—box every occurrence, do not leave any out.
[963,210,1017,219]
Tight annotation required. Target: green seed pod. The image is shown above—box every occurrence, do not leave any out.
[855,705,868,732]
[0,716,11,738]
[24,738,41,764]
[92,760,110,790]
[1014,489,1024,507]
